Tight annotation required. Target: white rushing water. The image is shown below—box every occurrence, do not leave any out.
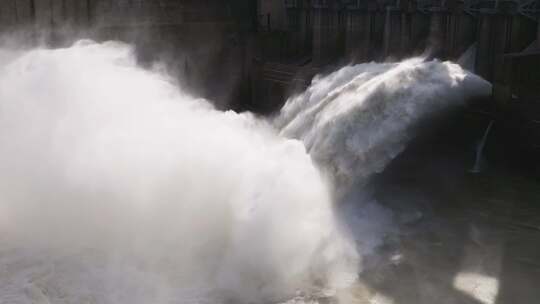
[277,58,490,188]
[0,40,491,304]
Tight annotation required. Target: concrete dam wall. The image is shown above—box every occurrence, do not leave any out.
[0,0,538,114]
[255,0,538,101]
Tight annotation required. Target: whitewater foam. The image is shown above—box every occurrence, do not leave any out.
[276,58,491,188]
[0,41,356,304]
[0,40,491,304]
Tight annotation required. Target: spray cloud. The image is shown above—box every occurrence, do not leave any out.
[0,40,491,304]
[0,40,357,304]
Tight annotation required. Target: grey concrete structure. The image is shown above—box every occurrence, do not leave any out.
[0,0,538,114]
[0,0,34,28]
[257,0,538,77]
[345,7,379,62]
[476,13,537,80]
[312,3,342,65]
[252,0,539,114]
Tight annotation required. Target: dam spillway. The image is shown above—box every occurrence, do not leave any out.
[0,1,540,304]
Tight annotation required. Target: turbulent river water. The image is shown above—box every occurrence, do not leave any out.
[0,40,490,304]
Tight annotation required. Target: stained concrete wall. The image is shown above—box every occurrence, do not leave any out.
[538,20,540,43]
[27,0,89,29]
[16,0,34,24]
[259,0,286,31]
[427,12,449,57]
[312,8,342,65]
[282,7,312,59]
[63,0,90,27]
[445,11,476,58]
[0,0,34,27]
[34,0,52,28]
[345,3,428,63]
[383,9,427,59]
[383,9,402,57]
[0,1,17,26]
[426,10,476,59]
[346,11,375,61]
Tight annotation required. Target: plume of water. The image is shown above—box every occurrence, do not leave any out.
[0,40,357,304]
[276,58,491,189]
[0,40,492,304]
[457,43,477,72]
[275,58,491,281]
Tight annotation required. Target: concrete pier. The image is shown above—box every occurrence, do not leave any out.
[0,0,34,28]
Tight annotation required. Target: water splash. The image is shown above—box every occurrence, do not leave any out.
[0,40,357,304]
[457,43,477,72]
[276,58,491,189]
[275,59,491,284]
[0,40,492,304]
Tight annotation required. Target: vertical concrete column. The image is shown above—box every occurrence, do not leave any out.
[328,7,340,62]
[0,1,6,26]
[443,10,477,59]
[312,8,323,64]
[537,19,540,43]
[345,10,372,62]
[13,0,34,24]
[475,14,493,80]
[383,7,402,58]
[312,6,339,65]
[0,0,18,26]
[450,12,476,58]
[398,0,413,56]
[477,10,536,80]
[509,15,538,51]
[286,8,299,57]
[476,14,511,80]
[409,11,430,53]
[298,8,310,56]
[64,0,88,27]
[344,9,358,60]
[34,0,54,28]
[360,12,373,61]
[400,12,411,55]
[51,0,65,26]
[428,11,448,58]
[383,7,391,57]
[445,13,457,57]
